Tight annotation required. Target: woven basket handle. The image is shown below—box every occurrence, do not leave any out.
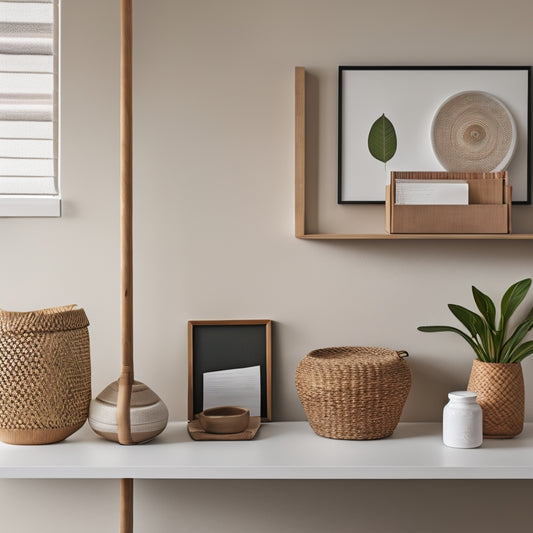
[396,350,409,358]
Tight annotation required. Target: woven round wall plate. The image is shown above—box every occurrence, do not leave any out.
[431,91,517,172]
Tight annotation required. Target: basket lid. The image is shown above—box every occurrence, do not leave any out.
[0,305,89,333]
[306,346,407,368]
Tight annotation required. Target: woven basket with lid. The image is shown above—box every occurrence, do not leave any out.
[295,346,411,440]
[0,305,91,445]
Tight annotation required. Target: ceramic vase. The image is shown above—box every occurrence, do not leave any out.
[88,380,168,443]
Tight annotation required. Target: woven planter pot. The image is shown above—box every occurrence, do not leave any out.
[467,359,524,438]
[295,347,411,440]
[0,305,91,445]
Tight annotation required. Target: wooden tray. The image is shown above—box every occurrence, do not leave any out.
[187,416,261,441]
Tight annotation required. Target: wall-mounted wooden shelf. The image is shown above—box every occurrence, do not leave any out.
[298,232,533,240]
[294,66,533,240]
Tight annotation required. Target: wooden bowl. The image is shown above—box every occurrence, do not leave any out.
[198,406,250,434]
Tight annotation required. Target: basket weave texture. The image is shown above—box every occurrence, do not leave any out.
[467,359,524,438]
[295,347,411,440]
[0,305,91,444]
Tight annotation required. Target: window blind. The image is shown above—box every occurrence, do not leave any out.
[0,0,57,196]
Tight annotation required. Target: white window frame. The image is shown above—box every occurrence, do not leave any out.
[0,0,61,217]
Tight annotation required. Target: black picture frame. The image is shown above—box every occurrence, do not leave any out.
[187,320,272,421]
[338,66,531,205]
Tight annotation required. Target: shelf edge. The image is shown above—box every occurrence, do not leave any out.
[298,233,533,240]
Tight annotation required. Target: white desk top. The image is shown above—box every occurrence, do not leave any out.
[1,422,531,480]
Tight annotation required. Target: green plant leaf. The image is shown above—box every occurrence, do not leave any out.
[493,328,506,358]
[448,304,485,338]
[480,320,496,361]
[417,325,486,361]
[418,279,533,363]
[368,114,397,164]
[501,317,533,362]
[508,340,533,363]
[499,278,532,330]
[472,285,496,329]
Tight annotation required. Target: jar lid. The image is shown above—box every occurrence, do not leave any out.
[448,390,477,402]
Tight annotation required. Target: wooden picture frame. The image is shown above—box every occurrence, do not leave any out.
[188,320,272,421]
[338,66,531,205]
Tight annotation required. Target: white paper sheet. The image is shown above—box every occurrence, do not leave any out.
[203,365,261,416]
[395,179,469,205]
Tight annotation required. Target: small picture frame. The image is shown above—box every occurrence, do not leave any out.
[187,319,272,421]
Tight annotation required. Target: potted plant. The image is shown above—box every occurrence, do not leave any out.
[418,278,533,438]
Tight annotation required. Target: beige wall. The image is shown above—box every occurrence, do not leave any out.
[1,0,533,531]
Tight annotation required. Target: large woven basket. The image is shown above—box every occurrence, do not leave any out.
[295,347,411,440]
[467,359,524,438]
[0,305,91,445]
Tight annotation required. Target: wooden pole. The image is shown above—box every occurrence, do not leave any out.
[294,67,306,238]
[117,0,134,446]
[120,479,134,533]
[119,1,134,531]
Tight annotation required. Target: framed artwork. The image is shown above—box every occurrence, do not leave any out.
[338,66,531,204]
[187,320,272,421]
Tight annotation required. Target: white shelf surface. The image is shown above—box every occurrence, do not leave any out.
[1,422,532,480]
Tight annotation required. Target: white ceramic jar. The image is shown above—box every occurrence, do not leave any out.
[442,391,483,448]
